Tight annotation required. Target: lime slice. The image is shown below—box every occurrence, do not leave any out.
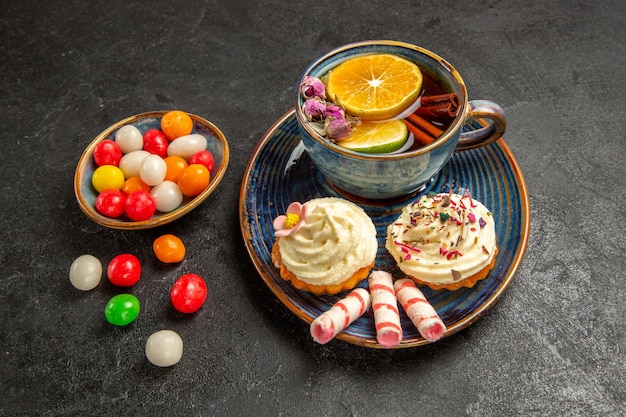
[336,120,408,154]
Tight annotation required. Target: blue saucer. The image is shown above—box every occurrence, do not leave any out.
[240,109,530,348]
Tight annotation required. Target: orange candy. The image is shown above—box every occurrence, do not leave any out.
[163,155,188,183]
[153,234,186,263]
[178,164,210,197]
[121,176,151,195]
[161,110,193,141]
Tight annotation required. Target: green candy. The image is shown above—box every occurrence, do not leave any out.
[105,294,140,326]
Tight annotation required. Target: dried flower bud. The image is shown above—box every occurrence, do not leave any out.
[326,118,352,139]
[323,105,345,120]
[302,99,327,121]
[300,76,326,99]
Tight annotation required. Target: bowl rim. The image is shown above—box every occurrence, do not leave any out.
[74,110,230,230]
[294,39,469,160]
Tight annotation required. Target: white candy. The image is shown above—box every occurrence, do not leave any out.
[119,150,149,179]
[151,180,183,212]
[115,125,144,154]
[167,134,207,160]
[69,254,102,291]
[139,154,167,186]
[145,330,183,367]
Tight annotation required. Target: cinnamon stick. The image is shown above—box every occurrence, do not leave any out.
[420,93,460,107]
[403,120,434,146]
[406,113,444,138]
[414,103,458,118]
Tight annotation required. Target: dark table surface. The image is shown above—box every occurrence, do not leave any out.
[2,0,624,415]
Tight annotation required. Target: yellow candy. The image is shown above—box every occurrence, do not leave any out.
[92,165,125,193]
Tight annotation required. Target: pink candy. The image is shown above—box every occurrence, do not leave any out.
[310,288,370,345]
[368,271,402,348]
[394,278,446,342]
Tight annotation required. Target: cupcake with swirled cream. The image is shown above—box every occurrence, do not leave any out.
[385,192,497,291]
[271,197,378,295]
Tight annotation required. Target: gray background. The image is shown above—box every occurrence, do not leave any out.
[1,0,624,415]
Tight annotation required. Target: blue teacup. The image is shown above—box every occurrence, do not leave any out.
[295,40,506,200]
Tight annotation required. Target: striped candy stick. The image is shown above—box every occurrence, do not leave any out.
[310,288,371,345]
[394,278,446,342]
[368,271,403,347]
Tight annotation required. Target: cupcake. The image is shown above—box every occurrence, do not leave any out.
[385,191,497,290]
[271,197,378,295]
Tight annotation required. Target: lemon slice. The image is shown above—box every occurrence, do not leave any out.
[325,53,423,121]
[336,120,409,154]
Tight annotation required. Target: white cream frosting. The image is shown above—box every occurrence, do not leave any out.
[385,193,496,285]
[277,197,377,286]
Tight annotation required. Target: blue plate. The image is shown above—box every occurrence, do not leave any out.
[239,109,530,348]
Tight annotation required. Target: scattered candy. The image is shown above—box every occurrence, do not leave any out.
[115,125,143,153]
[145,330,183,367]
[107,254,142,287]
[153,234,186,263]
[95,189,126,218]
[170,273,207,313]
[69,254,102,291]
[125,190,156,221]
[150,180,183,212]
[91,165,125,193]
[104,294,140,326]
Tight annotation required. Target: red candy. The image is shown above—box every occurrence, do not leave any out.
[188,150,214,173]
[170,273,207,313]
[93,140,123,167]
[95,189,126,218]
[125,190,156,221]
[107,254,142,286]
[143,129,169,158]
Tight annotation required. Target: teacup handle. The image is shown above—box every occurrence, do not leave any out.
[456,100,506,151]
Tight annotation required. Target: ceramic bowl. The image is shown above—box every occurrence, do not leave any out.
[74,111,229,229]
[295,40,506,200]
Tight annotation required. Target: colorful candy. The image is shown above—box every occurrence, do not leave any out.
[107,254,142,287]
[104,294,140,326]
[89,110,215,221]
[93,140,122,166]
[167,134,208,160]
[368,270,402,348]
[69,254,102,291]
[150,180,183,212]
[310,288,370,345]
[91,165,125,193]
[178,164,210,197]
[153,234,186,263]
[145,330,183,367]
[115,125,143,153]
[170,273,207,313]
[139,154,167,186]
[161,110,193,141]
[124,190,156,221]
